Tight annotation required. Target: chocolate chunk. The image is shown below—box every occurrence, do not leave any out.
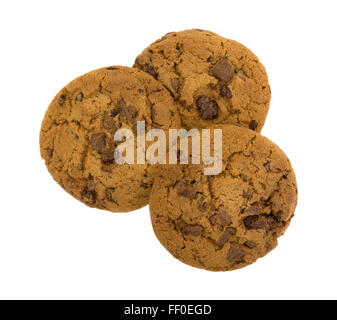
[266,215,279,230]
[218,227,236,247]
[212,58,234,82]
[57,95,66,106]
[111,106,120,117]
[82,188,96,204]
[209,215,218,226]
[243,215,266,230]
[249,120,258,130]
[209,211,232,228]
[218,211,232,227]
[76,92,84,102]
[245,205,262,215]
[220,84,232,98]
[244,214,281,231]
[171,78,180,93]
[227,243,245,263]
[106,66,118,70]
[182,224,203,237]
[131,118,138,134]
[101,148,114,164]
[117,100,128,122]
[102,112,118,133]
[90,133,106,153]
[118,100,138,124]
[196,95,219,120]
[244,241,256,249]
[175,181,195,199]
[144,64,158,79]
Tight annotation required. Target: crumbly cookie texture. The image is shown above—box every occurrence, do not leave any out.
[40,66,181,212]
[149,126,297,271]
[134,29,271,132]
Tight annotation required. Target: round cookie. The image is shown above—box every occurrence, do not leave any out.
[134,29,271,132]
[149,126,297,271]
[40,66,181,212]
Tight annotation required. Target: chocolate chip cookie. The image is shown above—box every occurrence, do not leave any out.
[149,125,297,271]
[134,29,271,132]
[40,66,181,212]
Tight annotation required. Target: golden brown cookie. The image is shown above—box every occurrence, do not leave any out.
[134,29,271,132]
[40,66,181,212]
[149,126,297,271]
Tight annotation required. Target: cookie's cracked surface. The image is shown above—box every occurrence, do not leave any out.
[134,29,271,132]
[40,66,181,212]
[149,126,297,271]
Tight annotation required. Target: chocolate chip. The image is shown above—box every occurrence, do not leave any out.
[106,66,118,70]
[175,181,195,199]
[227,243,245,263]
[182,224,203,237]
[218,227,236,247]
[220,84,232,98]
[249,120,258,130]
[244,241,256,249]
[212,58,234,82]
[171,78,180,93]
[75,92,84,102]
[57,95,66,106]
[144,64,158,79]
[196,95,219,120]
[82,188,96,204]
[90,133,106,153]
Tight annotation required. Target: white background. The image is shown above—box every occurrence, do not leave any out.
[0,0,336,300]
